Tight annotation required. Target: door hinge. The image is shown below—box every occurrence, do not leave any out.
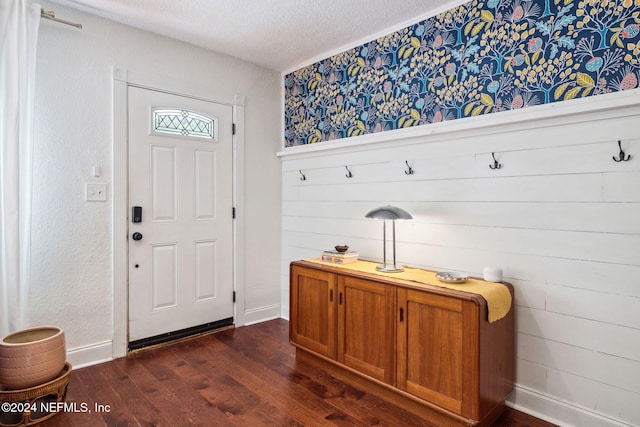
[232,207,236,219]
[233,291,236,303]
[232,123,236,135]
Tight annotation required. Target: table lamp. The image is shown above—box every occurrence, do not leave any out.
[365,205,412,272]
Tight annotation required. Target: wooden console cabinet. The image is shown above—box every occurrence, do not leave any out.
[289,260,514,427]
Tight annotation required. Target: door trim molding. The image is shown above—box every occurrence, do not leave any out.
[112,66,245,358]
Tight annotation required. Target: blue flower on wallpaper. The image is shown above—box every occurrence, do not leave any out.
[284,0,640,147]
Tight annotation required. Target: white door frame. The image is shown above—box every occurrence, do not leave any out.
[112,67,246,358]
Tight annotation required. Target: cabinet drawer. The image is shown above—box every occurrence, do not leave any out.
[289,266,337,359]
[397,288,479,416]
[337,276,396,384]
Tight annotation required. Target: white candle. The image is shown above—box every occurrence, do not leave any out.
[483,267,503,282]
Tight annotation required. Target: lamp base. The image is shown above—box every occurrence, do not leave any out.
[376,264,404,273]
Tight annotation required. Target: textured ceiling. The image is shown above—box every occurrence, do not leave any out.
[49,0,452,72]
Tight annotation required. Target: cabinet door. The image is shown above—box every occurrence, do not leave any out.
[290,266,337,359]
[397,288,478,416]
[337,276,396,385]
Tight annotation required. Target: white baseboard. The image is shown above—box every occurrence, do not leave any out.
[508,385,634,427]
[65,307,283,369]
[66,340,113,369]
[240,304,282,326]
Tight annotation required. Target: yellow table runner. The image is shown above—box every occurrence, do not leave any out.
[304,258,512,323]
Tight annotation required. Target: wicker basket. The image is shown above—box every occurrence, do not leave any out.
[0,363,72,426]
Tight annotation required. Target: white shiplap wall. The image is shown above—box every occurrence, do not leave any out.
[279,92,640,427]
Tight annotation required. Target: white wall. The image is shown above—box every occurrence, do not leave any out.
[30,1,282,365]
[279,92,640,426]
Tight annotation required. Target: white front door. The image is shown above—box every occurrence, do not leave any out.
[127,86,234,343]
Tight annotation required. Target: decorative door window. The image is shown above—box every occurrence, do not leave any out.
[152,108,217,141]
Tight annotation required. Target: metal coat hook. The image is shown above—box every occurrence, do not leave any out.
[489,152,502,169]
[299,170,306,181]
[613,140,631,162]
[404,160,415,175]
[345,166,353,178]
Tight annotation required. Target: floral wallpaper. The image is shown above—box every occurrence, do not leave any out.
[284,0,640,147]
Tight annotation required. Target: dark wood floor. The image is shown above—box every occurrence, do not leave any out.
[44,319,555,426]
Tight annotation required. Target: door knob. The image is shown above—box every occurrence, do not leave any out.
[132,232,143,241]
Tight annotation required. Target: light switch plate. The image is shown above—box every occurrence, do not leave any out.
[85,183,107,201]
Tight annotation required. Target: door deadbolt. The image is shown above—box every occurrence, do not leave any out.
[132,206,142,222]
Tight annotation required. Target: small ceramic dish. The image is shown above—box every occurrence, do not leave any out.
[435,271,469,283]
